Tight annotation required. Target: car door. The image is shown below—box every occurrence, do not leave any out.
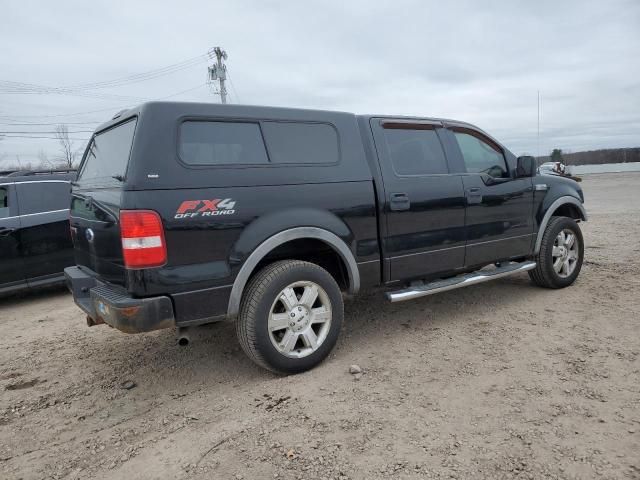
[445,126,534,267]
[0,182,26,292]
[16,180,74,286]
[370,119,466,282]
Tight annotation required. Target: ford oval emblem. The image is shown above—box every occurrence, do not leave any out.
[85,228,95,242]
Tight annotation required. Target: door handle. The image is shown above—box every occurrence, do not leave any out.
[0,227,15,236]
[390,193,410,211]
[466,187,482,205]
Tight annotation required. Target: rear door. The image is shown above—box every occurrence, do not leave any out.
[16,180,74,285]
[370,119,466,282]
[0,183,26,292]
[69,118,137,285]
[446,127,534,267]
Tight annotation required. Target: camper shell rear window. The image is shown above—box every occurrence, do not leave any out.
[77,118,137,186]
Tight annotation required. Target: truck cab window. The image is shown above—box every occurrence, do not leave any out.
[0,187,9,218]
[454,131,509,178]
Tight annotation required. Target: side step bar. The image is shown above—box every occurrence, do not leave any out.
[386,261,537,303]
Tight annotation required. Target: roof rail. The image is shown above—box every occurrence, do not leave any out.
[5,168,77,177]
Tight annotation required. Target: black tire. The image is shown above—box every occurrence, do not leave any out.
[236,260,343,374]
[529,216,584,288]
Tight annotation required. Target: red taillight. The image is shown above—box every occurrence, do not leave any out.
[120,210,167,268]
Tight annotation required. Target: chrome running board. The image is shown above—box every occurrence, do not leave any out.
[386,261,537,303]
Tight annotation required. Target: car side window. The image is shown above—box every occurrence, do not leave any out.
[382,125,449,176]
[261,122,339,164]
[17,182,71,215]
[179,121,269,166]
[0,187,9,218]
[453,130,509,178]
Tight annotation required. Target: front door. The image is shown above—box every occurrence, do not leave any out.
[447,127,534,267]
[0,183,26,292]
[371,119,466,282]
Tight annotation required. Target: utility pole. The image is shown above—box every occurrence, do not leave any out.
[208,47,228,104]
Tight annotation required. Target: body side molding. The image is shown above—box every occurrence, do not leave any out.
[534,195,587,254]
[227,227,360,317]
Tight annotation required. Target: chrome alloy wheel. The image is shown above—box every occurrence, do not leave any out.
[268,281,333,359]
[552,228,580,278]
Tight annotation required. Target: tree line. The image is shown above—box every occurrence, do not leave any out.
[538,147,640,166]
[0,124,80,172]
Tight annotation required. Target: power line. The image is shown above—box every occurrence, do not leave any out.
[0,83,208,121]
[0,105,132,119]
[0,57,203,166]
[62,54,209,90]
[0,50,219,159]
[0,50,212,105]
[157,83,207,100]
[0,80,146,102]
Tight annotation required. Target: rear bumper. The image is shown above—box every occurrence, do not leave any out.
[64,266,175,333]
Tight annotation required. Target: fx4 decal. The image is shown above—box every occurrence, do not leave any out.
[174,199,236,219]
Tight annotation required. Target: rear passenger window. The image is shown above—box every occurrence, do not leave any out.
[17,182,70,215]
[179,121,269,165]
[382,126,448,175]
[261,122,339,164]
[0,187,9,218]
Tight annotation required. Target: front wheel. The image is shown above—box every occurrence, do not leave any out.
[529,216,584,288]
[236,260,343,374]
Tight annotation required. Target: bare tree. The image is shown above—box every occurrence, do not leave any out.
[0,139,16,172]
[15,156,33,171]
[0,154,16,174]
[38,149,53,168]
[0,137,6,166]
[55,124,78,168]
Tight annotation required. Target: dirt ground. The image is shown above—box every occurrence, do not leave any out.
[1,172,639,480]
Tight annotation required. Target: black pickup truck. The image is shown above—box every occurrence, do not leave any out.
[65,102,586,373]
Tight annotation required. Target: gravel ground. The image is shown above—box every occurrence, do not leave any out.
[1,172,639,480]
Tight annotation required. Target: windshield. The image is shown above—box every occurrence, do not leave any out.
[77,118,137,186]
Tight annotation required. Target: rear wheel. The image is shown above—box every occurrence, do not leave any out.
[236,260,343,374]
[529,216,584,288]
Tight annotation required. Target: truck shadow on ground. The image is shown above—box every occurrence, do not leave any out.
[90,273,544,387]
[339,274,542,350]
[1,273,548,398]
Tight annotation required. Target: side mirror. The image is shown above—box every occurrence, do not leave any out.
[516,156,536,177]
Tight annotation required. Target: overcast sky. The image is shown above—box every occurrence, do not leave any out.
[1,0,638,167]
